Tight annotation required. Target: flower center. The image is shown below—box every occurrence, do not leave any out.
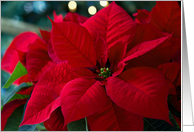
[98,67,111,79]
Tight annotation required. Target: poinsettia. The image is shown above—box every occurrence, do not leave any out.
[1,11,89,131]
[2,1,181,131]
[16,2,180,131]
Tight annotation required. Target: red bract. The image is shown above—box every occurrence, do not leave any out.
[19,2,178,131]
[133,1,181,38]
[158,62,181,111]
[132,1,181,66]
[1,32,39,85]
[1,11,89,131]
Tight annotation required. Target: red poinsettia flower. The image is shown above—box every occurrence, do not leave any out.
[18,2,177,131]
[1,11,88,131]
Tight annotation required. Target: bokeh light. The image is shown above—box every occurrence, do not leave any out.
[100,1,109,7]
[68,1,77,12]
[88,6,97,15]
[33,1,47,14]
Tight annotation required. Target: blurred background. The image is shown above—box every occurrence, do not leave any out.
[1,1,156,105]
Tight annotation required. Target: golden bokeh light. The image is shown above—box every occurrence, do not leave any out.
[99,1,109,7]
[88,6,97,15]
[68,1,77,12]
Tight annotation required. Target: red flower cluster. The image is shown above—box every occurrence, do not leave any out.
[1,1,181,131]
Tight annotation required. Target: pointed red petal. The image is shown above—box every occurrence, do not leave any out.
[106,67,171,124]
[147,1,181,38]
[53,11,63,22]
[13,74,29,86]
[126,38,180,69]
[60,78,109,125]
[123,35,171,63]
[20,62,95,126]
[16,86,34,95]
[39,29,51,42]
[16,49,27,67]
[133,9,150,23]
[95,36,108,68]
[83,2,136,50]
[127,23,167,51]
[126,24,180,69]
[1,32,39,74]
[64,12,88,24]
[50,19,96,68]
[1,99,27,131]
[26,38,52,81]
[20,97,61,127]
[87,99,143,131]
[44,107,67,131]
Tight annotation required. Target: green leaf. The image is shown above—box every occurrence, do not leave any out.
[3,83,31,106]
[3,61,28,88]
[144,111,181,131]
[18,96,37,131]
[4,105,25,131]
[67,118,86,131]
[36,123,47,131]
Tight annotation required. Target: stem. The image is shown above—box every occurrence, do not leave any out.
[85,117,89,131]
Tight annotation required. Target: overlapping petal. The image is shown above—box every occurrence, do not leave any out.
[49,19,96,68]
[63,12,88,24]
[127,23,167,51]
[16,86,34,95]
[106,67,171,124]
[26,38,53,82]
[126,39,180,69]
[39,29,51,43]
[87,99,144,131]
[83,2,136,50]
[44,107,67,131]
[20,62,97,126]
[13,74,29,85]
[60,78,109,125]
[147,1,181,38]
[123,36,171,65]
[1,99,27,131]
[133,9,150,23]
[1,32,39,74]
